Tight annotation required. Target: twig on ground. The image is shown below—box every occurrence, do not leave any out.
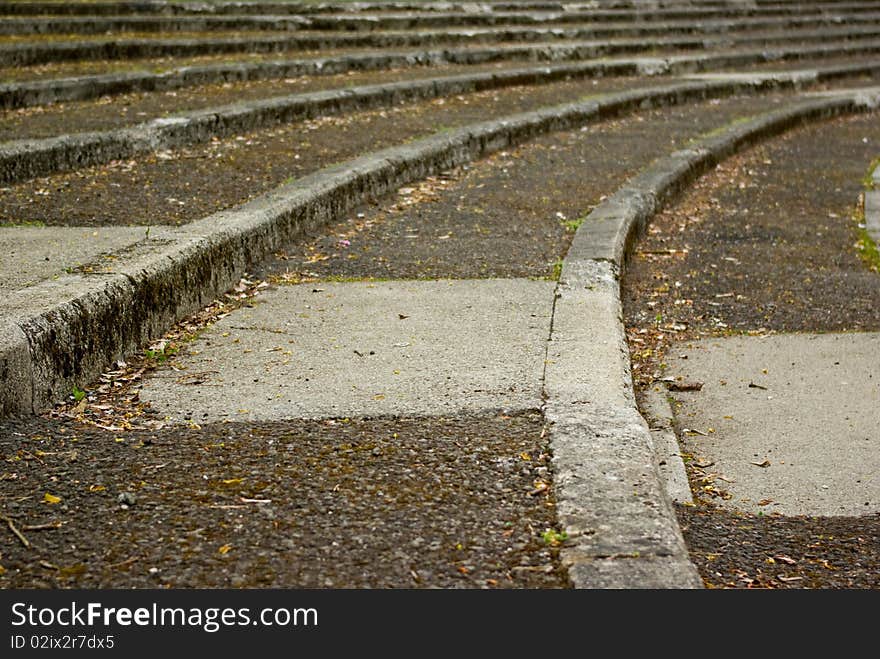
[1,514,31,549]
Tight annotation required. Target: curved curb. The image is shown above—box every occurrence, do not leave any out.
[0,2,586,17]
[0,74,836,416]
[4,5,877,35]
[6,56,879,185]
[867,161,880,244]
[0,58,644,185]
[544,89,879,588]
[0,1,871,17]
[6,19,878,66]
[0,15,312,37]
[5,33,880,110]
[0,2,584,17]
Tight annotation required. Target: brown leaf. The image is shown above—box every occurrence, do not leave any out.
[667,381,703,392]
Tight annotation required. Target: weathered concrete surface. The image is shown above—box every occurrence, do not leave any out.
[668,333,880,516]
[640,385,694,504]
[867,165,880,243]
[868,189,880,243]
[0,225,157,293]
[7,22,880,67]
[6,5,879,35]
[543,259,702,588]
[138,279,555,421]
[6,37,880,110]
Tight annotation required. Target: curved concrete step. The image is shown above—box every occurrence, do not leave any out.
[1,1,871,17]
[4,33,880,109]
[1,77,875,417]
[2,57,878,185]
[2,84,875,589]
[5,15,880,66]
[1,3,879,35]
[547,87,878,586]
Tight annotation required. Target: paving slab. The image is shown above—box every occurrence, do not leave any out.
[138,279,555,422]
[667,332,880,516]
[0,224,158,293]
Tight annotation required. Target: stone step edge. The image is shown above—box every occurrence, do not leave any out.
[866,158,880,244]
[4,15,878,67]
[4,53,877,185]
[5,31,880,111]
[0,1,870,17]
[3,5,879,37]
[0,77,869,420]
[545,88,879,588]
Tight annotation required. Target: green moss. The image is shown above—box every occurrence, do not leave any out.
[855,161,880,273]
[862,157,880,190]
[690,114,756,144]
[561,216,585,232]
[0,219,46,227]
[856,225,880,273]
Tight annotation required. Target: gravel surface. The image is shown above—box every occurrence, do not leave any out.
[256,93,806,281]
[624,112,880,337]
[622,111,880,588]
[677,505,880,589]
[0,412,571,589]
[0,76,662,227]
[1,66,643,141]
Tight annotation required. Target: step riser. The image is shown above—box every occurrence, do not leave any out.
[5,35,880,110]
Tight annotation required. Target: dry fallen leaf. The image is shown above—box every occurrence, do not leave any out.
[667,380,703,392]
[751,460,771,468]
[218,544,232,555]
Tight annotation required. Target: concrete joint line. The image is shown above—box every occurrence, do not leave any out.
[544,88,876,588]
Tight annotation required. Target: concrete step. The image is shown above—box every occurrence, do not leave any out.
[6,32,880,109]
[6,15,880,66]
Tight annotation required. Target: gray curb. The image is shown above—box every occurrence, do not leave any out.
[0,2,560,16]
[0,75,856,417]
[0,16,314,37]
[0,1,870,17]
[640,386,693,505]
[6,56,879,185]
[301,6,880,32]
[5,34,880,110]
[867,161,880,244]
[5,18,879,66]
[545,89,879,588]
[4,5,878,35]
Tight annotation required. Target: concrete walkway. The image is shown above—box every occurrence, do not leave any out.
[668,332,880,516]
[139,279,554,421]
